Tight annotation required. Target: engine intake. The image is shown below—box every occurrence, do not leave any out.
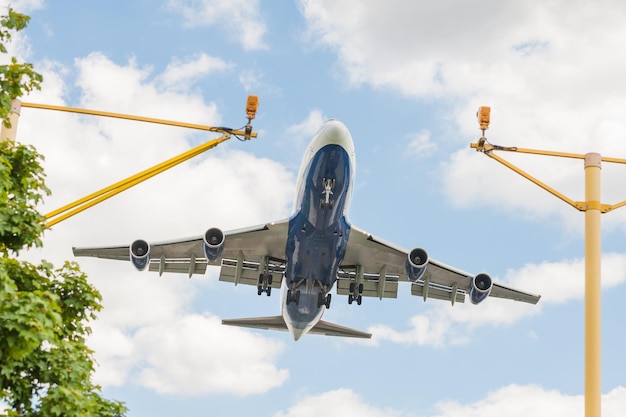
[130,239,150,271]
[405,247,429,282]
[203,228,225,262]
[469,273,493,304]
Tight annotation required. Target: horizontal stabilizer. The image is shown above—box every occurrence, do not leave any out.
[222,316,288,332]
[311,319,372,339]
[222,316,372,339]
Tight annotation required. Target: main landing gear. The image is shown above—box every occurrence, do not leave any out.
[317,292,332,309]
[348,282,363,305]
[257,273,273,296]
[286,287,331,309]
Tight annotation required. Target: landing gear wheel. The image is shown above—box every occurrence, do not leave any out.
[348,294,354,305]
[349,282,356,293]
[287,289,300,305]
[257,274,273,296]
[317,293,331,308]
[358,283,364,293]
[317,292,324,307]
[357,295,362,305]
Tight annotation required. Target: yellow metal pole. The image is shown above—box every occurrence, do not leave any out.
[585,153,602,417]
[471,107,622,417]
[480,149,582,211]
[45,133,230,227]
[21,102,256,138]
[20,101,257,138]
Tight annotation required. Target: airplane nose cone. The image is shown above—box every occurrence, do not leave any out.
[322,119,351,143]
[312,119,355,155]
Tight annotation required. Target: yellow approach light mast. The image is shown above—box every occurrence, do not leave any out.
[3,95,259,227]
[471,107,626,417]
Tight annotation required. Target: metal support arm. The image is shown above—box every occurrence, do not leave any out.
[45,133,231,227]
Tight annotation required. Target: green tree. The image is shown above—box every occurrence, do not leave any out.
[0,8,42,128]
[0,8,127,417]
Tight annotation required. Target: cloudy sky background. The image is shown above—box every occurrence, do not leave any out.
[3,0,626,415]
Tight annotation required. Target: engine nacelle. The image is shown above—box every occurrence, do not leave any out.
[203,227,225,262]
[130,239,150,271]
[469,273,493,304]
[405,247,429,282]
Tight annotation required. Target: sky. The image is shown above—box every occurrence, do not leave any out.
[3,0,626,416]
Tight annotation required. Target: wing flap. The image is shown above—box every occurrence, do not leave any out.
[411,282,466,304]
[218,256,285,287]
[148,258,208,276]
[336,277,399,299]
[218,262,283,287]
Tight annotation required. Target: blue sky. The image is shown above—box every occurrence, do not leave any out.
[5,0,626,416]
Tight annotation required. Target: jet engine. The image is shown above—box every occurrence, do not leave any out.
[203,227,225,262]
[130,239,150,271]
[469,273,493,304]
[405,247,429,281]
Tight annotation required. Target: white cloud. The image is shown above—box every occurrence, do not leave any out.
[88,309,290,395]
[157,53,232,91]
[275,385,626,417]
[238,69,262,92]
[74,52,221,125]
[132,314,288,395]
[274,388,399,417]
[286,109,326,139]
[433,384,584,417]
[167,0,268,51]
[366,251,626,347]
[0,0,43,14]
[299,0,626,231]
[407,129,436,158]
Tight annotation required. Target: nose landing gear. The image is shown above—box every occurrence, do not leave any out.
[320,178,335,209]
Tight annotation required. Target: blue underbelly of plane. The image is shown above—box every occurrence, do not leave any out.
[282,143,352,338]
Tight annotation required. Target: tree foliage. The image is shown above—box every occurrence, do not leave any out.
[0,141,48,253]
[0,8,127,417]
[0,8,42,128]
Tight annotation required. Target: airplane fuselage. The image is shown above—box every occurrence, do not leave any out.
[281,120,356,340]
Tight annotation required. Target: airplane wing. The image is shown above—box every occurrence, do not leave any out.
[74,220,540,305]
[73,219,291,288]
[340,225,541,305]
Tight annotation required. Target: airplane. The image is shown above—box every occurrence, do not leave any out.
[73,119,541,341]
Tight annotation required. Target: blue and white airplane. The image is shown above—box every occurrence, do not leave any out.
[73,120,540,340]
